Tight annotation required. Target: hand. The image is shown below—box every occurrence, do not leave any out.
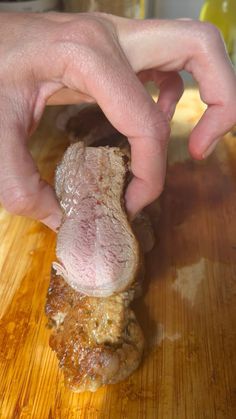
[0,13,235,229]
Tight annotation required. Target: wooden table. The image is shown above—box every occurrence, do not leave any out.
[0,89,236,419]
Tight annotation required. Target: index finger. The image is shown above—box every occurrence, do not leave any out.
[115,18,236,158]
[61,38,171,215]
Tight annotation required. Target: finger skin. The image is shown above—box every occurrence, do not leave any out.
[55,17,235,214]
[0,97,62,230]
[0,13,235,226]
[116,18,236,157]
[60,42,171,215]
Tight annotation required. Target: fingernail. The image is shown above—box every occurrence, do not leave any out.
[41,213,62,232]
[202,138,220,159]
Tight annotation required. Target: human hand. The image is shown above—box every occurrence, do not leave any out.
[0,13,235,230]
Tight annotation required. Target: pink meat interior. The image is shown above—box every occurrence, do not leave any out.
[54,144,137,296]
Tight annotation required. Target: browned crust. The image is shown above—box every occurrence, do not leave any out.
[45,270,144,392]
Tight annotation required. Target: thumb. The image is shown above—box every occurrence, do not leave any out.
[0,112,62,230]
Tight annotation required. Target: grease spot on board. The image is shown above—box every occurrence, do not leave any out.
[172,258,205,306]
[149,323,182,347]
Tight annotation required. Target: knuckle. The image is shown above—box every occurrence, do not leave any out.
[203,21,221,39]
[143,107,171,142]
[196,21,223,48]
[55,16,117,80]
[151,120,170,153]
[59,15,114,50]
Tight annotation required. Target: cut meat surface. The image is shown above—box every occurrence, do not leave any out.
[53,143,140,297]
[46,270,144,392]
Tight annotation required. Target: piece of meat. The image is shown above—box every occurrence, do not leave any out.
[66,104,127,149]
[57,103,127,150]
[46,143,145,392]
[53,143,140,297]
[61,104,156,254]
[45,270,144,392]
[46,109,157,392]
[62,104,156,255]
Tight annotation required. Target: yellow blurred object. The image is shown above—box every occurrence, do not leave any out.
[200,0,236,66]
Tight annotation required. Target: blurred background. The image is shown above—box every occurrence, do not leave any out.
[153,0,204,19]
[61,0,205,18]
[61,0,204,17]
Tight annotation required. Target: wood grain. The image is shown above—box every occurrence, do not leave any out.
[0,89,236,419]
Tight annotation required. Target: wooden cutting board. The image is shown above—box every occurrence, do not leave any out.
[0,89,236,419]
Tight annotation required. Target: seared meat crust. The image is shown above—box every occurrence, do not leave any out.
[46,270,144,392]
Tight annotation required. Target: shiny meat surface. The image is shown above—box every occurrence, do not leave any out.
[45,270,144,392]
[53,143,140,297]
